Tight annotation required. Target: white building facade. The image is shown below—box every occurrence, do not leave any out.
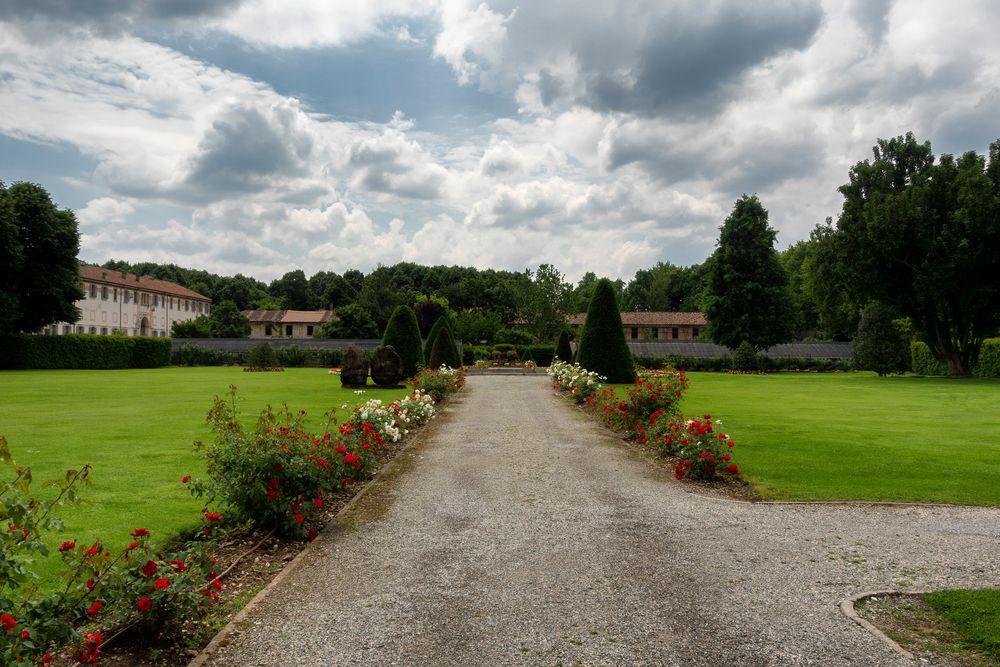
[42,265,212,337]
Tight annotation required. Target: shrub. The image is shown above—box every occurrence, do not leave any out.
[245,342,282,371]
[670,414,740,481]
[555,331,573,363]
[576,279,635,383]
[547,360,606,404]
[911,341,947,376]
[276,345,308,367]
[411,366,465,403]
[131,337,172,368]
[428,324,461,369]
[519,344,555,367]
[178,343,226,366]
[731,341,759,371]
[852,303,909,376]
[494,328,533,345]
[0,334,171,369]
[316,348,344,368]
[381,306,424,378]
[973,338,1000,377]
[423,316,452,362]
[171,316,211,338]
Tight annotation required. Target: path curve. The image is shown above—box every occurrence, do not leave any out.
[203,376,999,666]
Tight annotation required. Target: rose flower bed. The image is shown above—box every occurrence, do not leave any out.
[548,360,740,482]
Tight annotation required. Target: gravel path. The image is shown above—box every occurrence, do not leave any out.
[203,376,1000,666]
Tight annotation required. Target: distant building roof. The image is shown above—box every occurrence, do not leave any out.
[567,311,706,327]
[79,265,210,301]
[242,309,337,324]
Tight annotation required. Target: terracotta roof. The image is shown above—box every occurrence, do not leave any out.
[567,311,706,327]
[242,309,337,324]
[79,265,210,301]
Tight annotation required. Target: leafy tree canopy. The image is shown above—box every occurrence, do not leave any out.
[209,300,250,338]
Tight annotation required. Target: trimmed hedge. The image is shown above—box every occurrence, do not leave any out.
[0,334,171,369]
[910,341,948,376]
[973,338,1000,377]
[382,305,424,378]
[175,345,345,367]
[576,279,635,383]
[428,325,461,368]
[461,344,556,367]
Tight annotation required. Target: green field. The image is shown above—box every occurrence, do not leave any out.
[630,372,1000,505]
[0,367,409,581]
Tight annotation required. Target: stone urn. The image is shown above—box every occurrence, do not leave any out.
[340,345,369,387]
[370,345,403,387]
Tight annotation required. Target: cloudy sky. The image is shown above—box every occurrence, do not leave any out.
[1,1,998,283]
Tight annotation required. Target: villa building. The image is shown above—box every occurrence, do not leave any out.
[567,311,706,341]
[242,310,336,339]
[41,264,212,337]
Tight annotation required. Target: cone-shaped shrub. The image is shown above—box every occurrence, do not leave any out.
[423,315,453,362]
[576,278,635,383]
[428,324,461,368]
[382,305,424,378]
[555,330,573,362]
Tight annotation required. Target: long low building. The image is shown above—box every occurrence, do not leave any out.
[242,309,336,339]
[42,264,212,337]
[567,311,707,341]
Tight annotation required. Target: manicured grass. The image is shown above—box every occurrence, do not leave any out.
[924,589,1000,660]
[613,372,1000,505]
[0,367,409,584]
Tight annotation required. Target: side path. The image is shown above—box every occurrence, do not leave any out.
[202,376,999,666]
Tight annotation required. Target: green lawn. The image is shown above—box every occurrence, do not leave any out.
[0,367,409,582]
[620,372,1000,505]
[924,589,1000,660]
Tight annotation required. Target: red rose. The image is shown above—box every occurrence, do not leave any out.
[86,544,100,556]
[308,527,317,542]
[1,614,15,632]
[21,629,30,639]
[141,560,157,576]
[132,528,149,538]
[182,475,190,484]
[294,513,305,524]
[86,578,95,590]
[127,541,139,551]
[155,577,171,590]
[169,559,188,572]
[86,601,103,617]
[136,597,153,613]
[59,540,75,552]
[313,497,323,508]
[726,464,740,475]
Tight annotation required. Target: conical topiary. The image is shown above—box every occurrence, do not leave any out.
[423,315,453,362]
[555,330,573,362]
[575,278,635,383]
[381,305,424,378]
[428,324,461,369]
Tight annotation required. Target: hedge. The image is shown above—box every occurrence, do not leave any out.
[175,344,344,368]
[910,342,948,376]
[973,338,1000,377]
[461,344,556,366]
[0,334,171,369]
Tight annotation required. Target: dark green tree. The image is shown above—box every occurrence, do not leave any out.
[270,270,311,310]
[414,296,449,338]
[171,315,211,338]
[704,195,794,350]
[0,182,84,334]
[555,330,573,362]
[834,133,1000,375]
[209,300,250,338]
[381,305,424,378]
[517,264,572,342]
[576,278,635,383]
[427,322,461,368]
[852,302,909,376]
[423,315,453,362]
[315,304,379,339]
[453,309,502,345]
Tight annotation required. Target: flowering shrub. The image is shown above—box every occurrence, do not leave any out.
[667,415,740,481]
[547,360,606,404]
[584,373,689,439]
[348,397,403,443]
[0,436,221,665]
[411,366,465,403]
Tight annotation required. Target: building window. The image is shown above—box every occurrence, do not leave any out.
[153,294,159,307]
[671,327,679,339]
[185,301,190,311]
[89,326,96,334]
[100,327,107,335]
[630,327,638,339]
[285,325,293,336]
[204,304,210,315]
[77,326,84,333]
[100,286,108,300]
[651,328,658,340]
[692,327,700,338]
[63,325,71,335]
[89,284,97,298]
[265,324,272,336]
[307,325,314,336]
[133,291,138,303]
[124,290,130,304]
[113,288,118,302]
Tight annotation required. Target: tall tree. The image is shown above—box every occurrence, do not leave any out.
[576,278,634,383]
[704,195,794,350]
[834,133,1000,375]
[0,181,84,334]
[209,300,250,338]
[517,264,572,342]
[315,304,379,339]
[270,269,311,310]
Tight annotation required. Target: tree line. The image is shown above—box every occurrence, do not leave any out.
[3,131,998,374]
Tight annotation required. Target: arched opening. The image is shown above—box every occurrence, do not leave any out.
[139,317,149,337]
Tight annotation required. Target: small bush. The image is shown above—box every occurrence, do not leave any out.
[276,345,308,367]
[671,415,740,480]
[731,341,759,371]
[911,341,947,376]
[973,338,1000,377]
[411,366,465,403]
[245,342,282,371]
[316,348,344,368]
[852,303,909,376]
[178,343,225,366]
[494,328,533,345]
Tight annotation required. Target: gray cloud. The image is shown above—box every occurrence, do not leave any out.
[184,103,314,198]
[0,0,242,26]
[847,0,893,43]
[580,3,823,117]
[347,134,446,200]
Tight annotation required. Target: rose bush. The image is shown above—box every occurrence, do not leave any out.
[547,360,606,404]
[411,366,465,403]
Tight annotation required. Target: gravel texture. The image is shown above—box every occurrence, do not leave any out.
[203,376,1000,666]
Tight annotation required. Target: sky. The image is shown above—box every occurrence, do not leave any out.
[1,1,998,284]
